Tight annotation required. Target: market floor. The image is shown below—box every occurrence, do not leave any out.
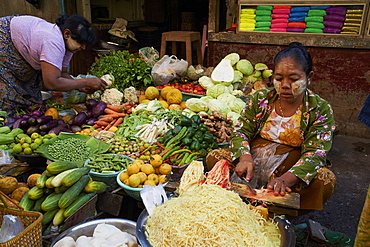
[292,134,370,240]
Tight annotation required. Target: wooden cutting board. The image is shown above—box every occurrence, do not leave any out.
[230,182,300,210]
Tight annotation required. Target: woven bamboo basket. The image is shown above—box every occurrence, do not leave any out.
[0,191,43,247]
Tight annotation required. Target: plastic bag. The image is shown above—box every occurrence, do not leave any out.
[0,215,24,242]
[0,150,15,164]
[151,55,188,86]
[250,143,289,189]
[140,184,168,215]
[139,47,160,67]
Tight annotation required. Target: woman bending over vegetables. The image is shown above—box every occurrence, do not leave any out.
[0,14,107,116]
[231,42,336,212]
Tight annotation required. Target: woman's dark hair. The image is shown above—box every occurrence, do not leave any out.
[55,14,97,44]
[273,42,312,76]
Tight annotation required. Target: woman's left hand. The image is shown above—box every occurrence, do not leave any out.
[267,173,298,196]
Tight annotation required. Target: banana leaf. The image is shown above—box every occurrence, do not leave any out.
[36,132,110,167]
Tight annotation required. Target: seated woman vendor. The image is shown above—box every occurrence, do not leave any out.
[0,14,107,116]
[231,42,336,211]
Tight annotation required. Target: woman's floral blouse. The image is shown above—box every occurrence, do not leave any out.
[231,88,336,185]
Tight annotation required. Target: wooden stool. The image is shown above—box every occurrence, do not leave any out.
[160,31,203,66]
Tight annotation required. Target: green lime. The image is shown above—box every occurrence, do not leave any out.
[24,136,32,144]
[30,143,39,150]
[34,138,43,146]
[19,137,26,144]
[43,134,51,139]
[43,138,50,144]
[23,147,33,155]
[12,144,23,153]
[31,133,40,140]
[21,143,30,149]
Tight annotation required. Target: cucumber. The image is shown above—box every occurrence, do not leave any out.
[45,176,56,188]
[28,186,44,200]
[61,167,90,187]
[46,161,78,175]
[51,168,79,187]
[41,193,63,211]
[19,191,35,211]
[58,175,90,209]
[33,195,46,212]
[63,192,96,218]
[36,173,48,188]
[42,209,58,226]
[84,181,107,194]
[53,208,66,226]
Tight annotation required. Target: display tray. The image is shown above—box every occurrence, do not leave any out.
[136,208,296,247]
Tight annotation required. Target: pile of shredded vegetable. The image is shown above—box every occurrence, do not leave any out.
[145,184,281,247]
[204,159,231,188]
[178,160,205,195]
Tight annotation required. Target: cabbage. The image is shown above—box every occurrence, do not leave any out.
[185,98,209,112]
[236,59,253,76]
[217,93,236,103]
[206,84,232,98]
[200,95,214,103]
[232,70,243,83]
[227,98,246,114]
[223,53,240,66]
[182,108,196,118]
[227,111,241,126]
[198,76,214,90]
[211,59,234,83]
[208,99,231,117]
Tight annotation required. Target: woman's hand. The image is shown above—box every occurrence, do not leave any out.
[85,77,107,91]
[234,154,255,181]
[267,172,299,196]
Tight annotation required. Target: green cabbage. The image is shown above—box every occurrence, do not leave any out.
[236,59,254,76]
[198,76,214,90]
[227,111,241,126]
[208,99,231,117]
[185,98,209,113]
[227,97,246,114]
[211,59,234,83]
[223,53,240,66]
[217,93,236,103]
[232,70,244,83]
[200,96,214,102]
[206,84,232,98]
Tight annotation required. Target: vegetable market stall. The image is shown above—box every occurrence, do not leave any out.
[0,49,301,246]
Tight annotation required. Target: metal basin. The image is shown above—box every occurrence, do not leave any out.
[51,218,137,246]
[136,209,296,247]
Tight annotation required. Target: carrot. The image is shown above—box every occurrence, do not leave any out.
[98,115,114,122]
[94,120,110,126]
[93,124,100,129]
[156,141,166,150]
[113,117,124,127]
[104,118,117,131]
[106,105,125,113]
[106,113,126,118]
[104,108,127,115]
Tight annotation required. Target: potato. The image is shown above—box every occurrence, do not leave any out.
[27,173,41,188]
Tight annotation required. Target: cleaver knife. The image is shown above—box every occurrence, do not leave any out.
[230,159,257,195]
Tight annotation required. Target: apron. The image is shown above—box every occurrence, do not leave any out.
[0,15,43,116]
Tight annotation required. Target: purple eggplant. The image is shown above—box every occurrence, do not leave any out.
[27,125,40,135]
[48,125,71,135]
[36,115,53,125]
[12,118,23,129]
[28,117,37,126]
[39,119,58,131]
[20,119,30,128]
[57,119,65,125]
[31,110,44,118]
[21,114,31,119]
[6,116,18,124]
[85,99,98,110]
[83,110,93,119]
[92,101,107,117]
[86,118,97,126]
[72,112,87,126]
[70,125,82,133]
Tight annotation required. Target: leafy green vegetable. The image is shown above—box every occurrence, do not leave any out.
[89,50,153,91]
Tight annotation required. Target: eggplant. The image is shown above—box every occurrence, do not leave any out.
[27,125,40,135]
[12,118,23,129]
[83,110,93,119]
[86,118,97,126]
[85,99,98,110]
[36,115,53,125]
[20,119,30,129]
[28,117,37,126]
[57,119,65,125]
[31,110,44,118]
[70,125,82,133]
[91,101,107,118]
[49,125,71,135]
[6,116,18,124]
[72,112,87,126]
[39,119,58,131]
[21,114,31,119]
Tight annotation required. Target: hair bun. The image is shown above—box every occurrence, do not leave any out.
[289,42,303,48]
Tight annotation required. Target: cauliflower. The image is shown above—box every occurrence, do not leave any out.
[100,88,123,106]
[123,87,138,105]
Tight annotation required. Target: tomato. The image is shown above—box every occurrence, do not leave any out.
[156,86,164,89]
